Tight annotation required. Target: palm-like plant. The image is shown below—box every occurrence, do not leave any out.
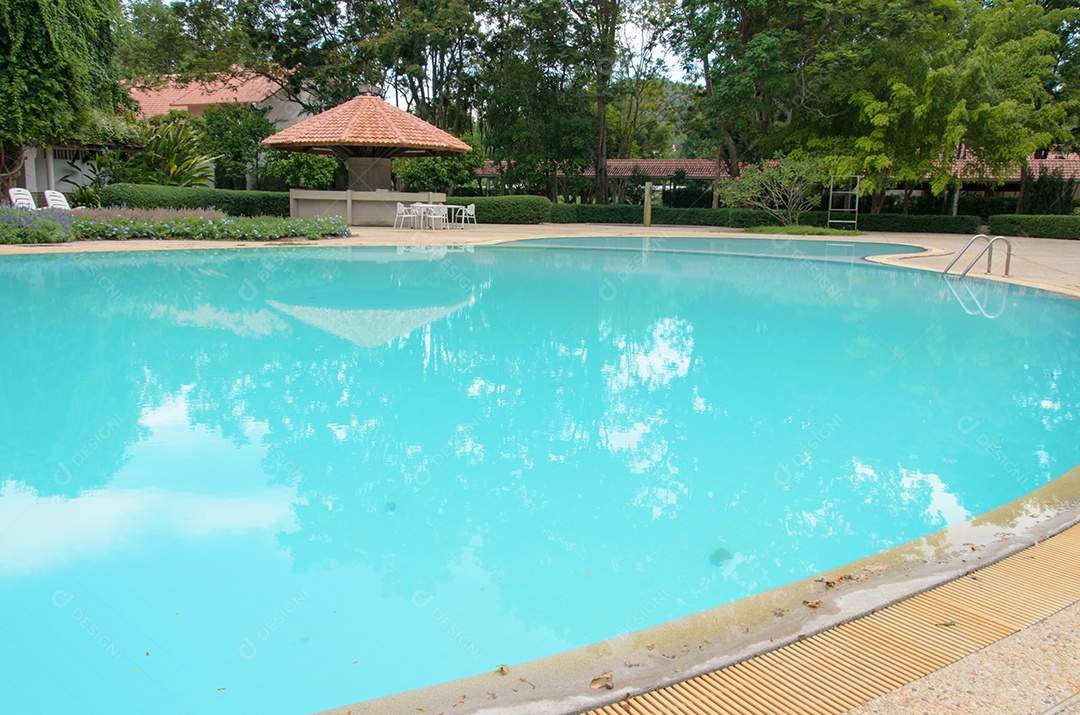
[137,115,217,186]
[73,112,218,188]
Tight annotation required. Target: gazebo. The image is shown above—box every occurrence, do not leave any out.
[262,93,472,226]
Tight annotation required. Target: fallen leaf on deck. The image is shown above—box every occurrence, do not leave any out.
[803,599,822,608]
[624,661,644,668]
[773,608,786,617]
[935,620,957,627]
[496,664,509,675]
[590,672,614,690]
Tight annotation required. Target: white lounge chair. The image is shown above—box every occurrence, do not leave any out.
[44,190,76,210]
[394,202,417,229]
[459,203,477,228]
[8,188,38,210]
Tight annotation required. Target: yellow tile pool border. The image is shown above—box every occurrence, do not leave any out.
[581,520,1080,715]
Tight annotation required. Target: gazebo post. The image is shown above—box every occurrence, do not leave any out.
[347,157,393,191]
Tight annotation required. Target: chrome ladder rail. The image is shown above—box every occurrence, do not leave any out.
[942,273,1009,318]
[943,234,1013,277]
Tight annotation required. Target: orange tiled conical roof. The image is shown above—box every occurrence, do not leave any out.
[261,94,471,159]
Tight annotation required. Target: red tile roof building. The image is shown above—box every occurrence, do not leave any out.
[261,94,471,158]
[128,75,285,118]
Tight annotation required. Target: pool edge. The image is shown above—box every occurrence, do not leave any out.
[315,463,1080,715]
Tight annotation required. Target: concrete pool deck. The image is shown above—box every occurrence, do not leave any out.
[2,223,1079,714]
[4,222,1079,298]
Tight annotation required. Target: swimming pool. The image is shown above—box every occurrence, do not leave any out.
[0,238,1077,714]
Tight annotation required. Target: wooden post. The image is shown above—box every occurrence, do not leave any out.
[644,182,653,227]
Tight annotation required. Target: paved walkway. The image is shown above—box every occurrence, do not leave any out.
[6,222,1079,298]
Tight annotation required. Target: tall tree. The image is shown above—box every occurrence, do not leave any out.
[236,0,389,113]
[115,0,198,83]
[608,0,675,159]
[478,0,596,197]
[568,0,622,203]
[376,0,481,133]
[799,0,1072,211]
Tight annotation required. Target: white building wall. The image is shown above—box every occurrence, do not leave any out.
[260,91,309,129]
[20,146,97,194]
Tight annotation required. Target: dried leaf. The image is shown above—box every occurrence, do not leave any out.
[487,692,497,700]
[590,672,614,690]
[773,608,786,617]
[624,661,644,668]
[803,599,822,608]
[496,664,509,675]
[935,620,957,627]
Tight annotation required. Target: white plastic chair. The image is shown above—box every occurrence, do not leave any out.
[44,190,75,210]
[8,188,38,210]
[427,205,449,230]
[459,203,477,228]
[393,202,417,229]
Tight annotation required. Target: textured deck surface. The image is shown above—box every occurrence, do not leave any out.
[583,524,1080,715]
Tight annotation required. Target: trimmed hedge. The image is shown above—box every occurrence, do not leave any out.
[958,195,1018,220]
[571,204,645,223]
[99,183,290,217]
[988,214,1080,240]
[548,203,578,223]
[855,213,981,234]
[653,207,799,227]
[661,188,714,208]
[445,195,552,224]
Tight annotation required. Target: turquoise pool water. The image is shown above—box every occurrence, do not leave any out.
[1,239,1077,713]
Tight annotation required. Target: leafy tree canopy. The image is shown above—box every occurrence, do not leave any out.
[0,0,130,189]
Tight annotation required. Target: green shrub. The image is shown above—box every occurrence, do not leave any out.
[661,188,714,208]
[550,204,979,234]
[0,208,74,243]
[72,213,347,241]
[548,203,578,223]
[571,204,645,223]
[988,214,1080,240]
[855,214,981,234]
[957,195,1018,219]
[444,195,551,224]
[745,225,861,236]
[99,183,290,217]
[651,207,785,227]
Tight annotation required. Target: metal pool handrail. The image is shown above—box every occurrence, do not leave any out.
[943,234,1013,277]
